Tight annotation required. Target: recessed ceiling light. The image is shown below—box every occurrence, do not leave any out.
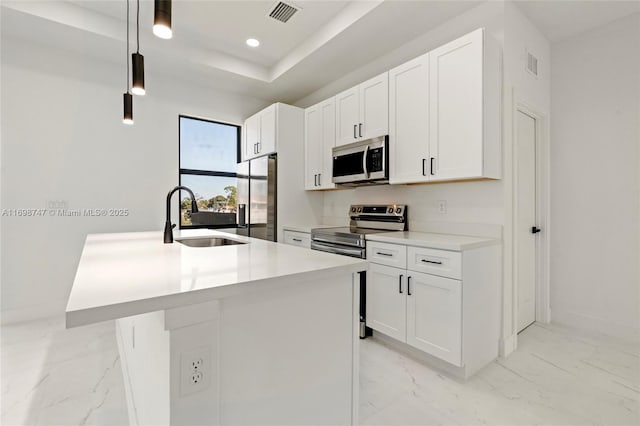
[246,38,260,47]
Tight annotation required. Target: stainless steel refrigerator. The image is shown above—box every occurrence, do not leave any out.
[236,154,277,241]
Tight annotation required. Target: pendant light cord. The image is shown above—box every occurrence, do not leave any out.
[126,0,130,92]
[136,0,140,53]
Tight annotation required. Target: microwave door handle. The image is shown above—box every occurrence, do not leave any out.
[363,145,369,177]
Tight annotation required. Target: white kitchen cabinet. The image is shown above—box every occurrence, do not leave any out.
[366,235,501,378]
[304,98,336,190]
[366,263,406,342]
[335,72,388,146]
[389,53,430,184]
[243,104,277,161]
[389,28,501,184]
[283,230,311,249]
[406,271,462,366]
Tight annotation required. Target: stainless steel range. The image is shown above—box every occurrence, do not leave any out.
[311,204,407,338]
[310,204,407,258]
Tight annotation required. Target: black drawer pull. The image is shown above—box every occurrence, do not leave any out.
[292,238,302,242]
[399,274,403,294]
[421,259,443,265]
[376,252,393,257]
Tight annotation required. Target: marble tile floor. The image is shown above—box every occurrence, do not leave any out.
[1,318,638,425]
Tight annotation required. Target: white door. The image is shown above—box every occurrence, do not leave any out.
[335,87,359,146]
[516,110,537,332]
[429,28,484,180]
[318,98,336,189]
[304,104,321,190]
[389,54,430,184]
[259,104,276,156]
[406,271,462,366]
[366,263,406,342]
[244,114,260,160]
[359,72,388,140]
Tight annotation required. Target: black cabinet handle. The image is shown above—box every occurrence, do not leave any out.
[353,124,357,139]
[531,226,541,234]
[359,123,362,138]
[399,274,403,294]
[421,259,442,265]
[430,157,435,175]
[407,276,412,296]
[376,252,393,257]
[422,158,426,176]
[292,238,302,242]
[318,173,321,186]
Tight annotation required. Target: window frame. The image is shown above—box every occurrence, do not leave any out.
[178,114,241,230]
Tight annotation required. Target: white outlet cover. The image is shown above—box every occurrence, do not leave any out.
[181,347,211,396]
[437,200,447,214]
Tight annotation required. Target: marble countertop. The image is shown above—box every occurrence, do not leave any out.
[66,230,365,328]
[366,231,500,251]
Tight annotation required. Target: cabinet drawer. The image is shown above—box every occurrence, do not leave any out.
[283,231,310,249]
[407,247,461,279]
[367,241,407,269]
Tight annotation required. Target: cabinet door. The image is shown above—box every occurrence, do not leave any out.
[406,271,462,366]
[429,29,484,180]
[304,104,321,190]
[335,86,359,146]
[389,54,430,184]
[318,98,336,189]
[359,72,388,140]
[258,104,277,156]
[244,114,260,160]
[366,263,406,341]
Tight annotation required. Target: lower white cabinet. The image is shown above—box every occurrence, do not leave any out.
[366,241,500,377]
[283,230,311,249]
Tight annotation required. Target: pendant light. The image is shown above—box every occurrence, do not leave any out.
[131,0,145,96]
[153,0,172,39]
[123,0,133,125]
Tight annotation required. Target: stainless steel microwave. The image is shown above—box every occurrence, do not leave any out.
[332,136,388,186]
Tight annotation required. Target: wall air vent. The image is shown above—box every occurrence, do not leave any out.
[267,1,300,23]
[526,50,539,77]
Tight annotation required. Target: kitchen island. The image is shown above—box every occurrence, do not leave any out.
[66,230,366,426]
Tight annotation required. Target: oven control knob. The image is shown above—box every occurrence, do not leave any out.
[387,207,393,214]
[357,207,362,213]
[351,207,356,213]
[396,207,402,214]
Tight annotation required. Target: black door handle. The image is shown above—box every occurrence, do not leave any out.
[359,123,362,138]
[407,276,412,296]
[318,173,321,186]
[399,274,403,294]
[430,157,435,175]
[422,159,426,176]
[531,226,541,234]
[354,124,357,139]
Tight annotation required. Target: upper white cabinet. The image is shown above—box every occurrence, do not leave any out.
[243,104,277,161]
[335,72,389,146]
[304,98,336,190]
[389,28,501,184]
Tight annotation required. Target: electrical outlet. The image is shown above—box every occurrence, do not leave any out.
[437,200,447,214]
[181,347,211,396]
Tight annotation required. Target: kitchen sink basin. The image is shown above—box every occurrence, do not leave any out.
[175,237,247,248]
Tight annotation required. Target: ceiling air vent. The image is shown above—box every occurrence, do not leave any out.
[267,1,300,23]
[526,50,539,77]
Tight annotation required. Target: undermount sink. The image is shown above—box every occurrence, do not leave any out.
[175,237,247,248]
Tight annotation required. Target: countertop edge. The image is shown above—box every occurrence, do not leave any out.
[365,232,501,251]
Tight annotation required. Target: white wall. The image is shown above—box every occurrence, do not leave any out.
[0,37,269,323]
[550,13,640,339]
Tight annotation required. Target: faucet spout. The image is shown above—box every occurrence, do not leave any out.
[164,185,198,243]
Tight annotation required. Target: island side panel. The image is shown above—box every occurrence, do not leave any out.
[219,272,357,425]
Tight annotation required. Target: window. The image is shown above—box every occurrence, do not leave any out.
[179,115,240,229]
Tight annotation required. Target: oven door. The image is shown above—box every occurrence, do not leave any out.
[332,148,367,183]
[310,240,365,258]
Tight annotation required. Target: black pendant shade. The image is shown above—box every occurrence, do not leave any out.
[153,0,172,39]
[131,53,145,96]
[123,92,133,124]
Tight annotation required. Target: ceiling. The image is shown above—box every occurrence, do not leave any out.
[516,0,640,42]
[0,0,482,102]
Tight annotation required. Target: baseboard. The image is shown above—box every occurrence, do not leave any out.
[552,308,640,343]
[1,301,64,325]
[499,333,517,357]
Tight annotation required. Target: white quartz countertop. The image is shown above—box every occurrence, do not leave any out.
[282,224,337,233]
[365,231,500,251]
[66,230,366,328]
